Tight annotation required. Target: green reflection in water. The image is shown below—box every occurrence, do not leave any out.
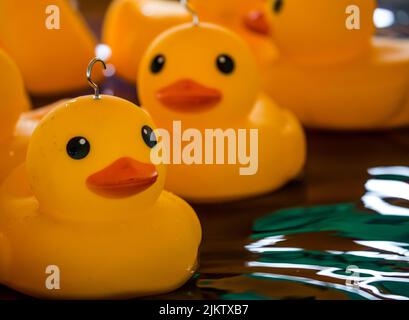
[200,167,409,300]
[253,203,409,242]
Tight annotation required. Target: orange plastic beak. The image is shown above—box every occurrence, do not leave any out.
[243,10,271,35]
[86,157,158,198]
[156,79,222,112]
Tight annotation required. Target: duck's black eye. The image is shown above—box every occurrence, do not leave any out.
[66,136,90,160]
[273,0,284,13]
[150,54,165,74]
[216,54,235,75]
[141,125,157,148]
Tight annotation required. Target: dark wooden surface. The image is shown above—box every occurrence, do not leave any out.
[1,0,409,300]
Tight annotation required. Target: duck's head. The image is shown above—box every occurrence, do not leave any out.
[26,95,165,222]
[0,49,30,142]
[138,23,260,126]
[190,0,271,36]
[266,0,376,63]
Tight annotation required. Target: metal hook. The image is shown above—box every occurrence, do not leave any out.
[181,0,199,26]
[87,57,106,100]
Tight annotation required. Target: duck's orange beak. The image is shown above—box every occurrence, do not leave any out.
[156,79,222,112]
[86,157,158,198]
[243,10,271,35]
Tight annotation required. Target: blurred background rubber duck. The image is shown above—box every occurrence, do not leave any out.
[103,0,190,82]
[103,0,277,84]
[264,0,409,130]
[0,49,59,182]
[0,90,201,298]
[0,0,101,95]
[190,0,277,72]
[138,22,305,202]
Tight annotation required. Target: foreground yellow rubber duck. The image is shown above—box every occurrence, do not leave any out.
[0,0,99,95]
[138,23,305,202]
[0,87,201,298]
[264,0,409,129]
[0,49,59,182]
[103,0,276,83]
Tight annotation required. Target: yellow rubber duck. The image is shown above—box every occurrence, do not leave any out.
[138,23,306,202]
[102,0,276,83]
[0,93,201,298]
[190,0,277,69]
[103,0,190,83]
[0,0,100,95]
[264,0,409,129]
[190,0,271,36]
[0,49,59,182]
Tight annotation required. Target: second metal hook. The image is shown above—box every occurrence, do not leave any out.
[181,0,199,26]
[87,57,106,100]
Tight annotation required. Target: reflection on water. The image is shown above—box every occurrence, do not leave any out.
[363,166,409,216]
[197,166,409,300]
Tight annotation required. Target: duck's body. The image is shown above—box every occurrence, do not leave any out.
[264,37,409,129]
[265,0,409,130]
[138,23,305,202]
[0,49,56,181]
[0,0,99,94]
[0,165,200,299]
[161,93,305,202]
[103,0,276,83]
[0,95,201,298]
[0,121,31,183]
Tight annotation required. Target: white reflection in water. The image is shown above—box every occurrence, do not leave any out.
[362,193,409,217]
[344,250,409,262]
[246,238,409,299]
[245,167,409,299]
[252,272,379,300]
[368,166,409,177]
[365,179,409,201]
[355,241,409,256]
[248,262,409,300]
[362,167,409,216]
[245,235,302,253]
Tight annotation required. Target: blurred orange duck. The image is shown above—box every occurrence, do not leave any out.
[264,0,409,129]
[0,0,100,95]
[103,0,276,82]
[0,49,58,181]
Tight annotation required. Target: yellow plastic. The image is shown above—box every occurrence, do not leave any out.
[103,0,276,83]
[0,49,54,182]
[190,0,277,68]
[0,95,201,299]
[138,23,306,202]
[0,0,100,95]
[264,0,409,129]
[103,0,189,82]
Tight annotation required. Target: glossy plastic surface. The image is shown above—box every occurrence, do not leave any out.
[103,0,276,82]
[0,0,100,94]
[0,95,201,298]
[264,0,409,129]
[138,23,306,202]
[0,49,42,182]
